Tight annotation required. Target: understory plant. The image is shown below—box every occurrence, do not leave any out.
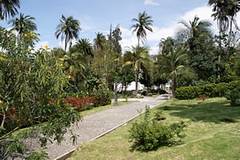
[129,107,186,151]
[226,86,240,106]
[0,49,80,159]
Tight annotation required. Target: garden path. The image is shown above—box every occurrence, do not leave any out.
[46,95,168,160]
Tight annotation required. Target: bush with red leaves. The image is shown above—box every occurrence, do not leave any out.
[64,96,96,111]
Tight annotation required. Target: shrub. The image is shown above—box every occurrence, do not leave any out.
[63,96,96,111]
[92,83,112,107]
[154,111,166,121]
[129,108,186,151]
[226,87,240,106]
[176,81,240,100]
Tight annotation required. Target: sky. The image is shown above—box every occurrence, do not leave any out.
[1,0,224,54]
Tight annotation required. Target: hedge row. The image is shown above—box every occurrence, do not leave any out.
[176,81,240,100]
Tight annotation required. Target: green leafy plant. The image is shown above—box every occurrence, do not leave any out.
[129,107,186,151]
[226,87,240,106]
[0,50,80,159]
[176,81,240,100]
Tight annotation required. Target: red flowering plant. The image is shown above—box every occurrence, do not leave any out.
[64,96,96,111]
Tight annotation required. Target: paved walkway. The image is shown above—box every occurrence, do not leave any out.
[46,95,167,160]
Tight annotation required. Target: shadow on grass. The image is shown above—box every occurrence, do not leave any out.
[159,100,240,123]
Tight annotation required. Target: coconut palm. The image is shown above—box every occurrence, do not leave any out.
[125,46,150,92]
[55,15,81,51]
[180,16,212,39]
[209,0,240,43]
[226,0,240,45]
[209,0,230,34]
[0,0,20,20]
[9,13,37,40]
[131,11,153,47]
[157,38,187,97]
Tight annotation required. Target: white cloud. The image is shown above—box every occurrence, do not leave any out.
[120,6,218,55]
[144,0,159,6]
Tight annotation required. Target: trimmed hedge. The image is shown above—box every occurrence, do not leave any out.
[176,81,240,100]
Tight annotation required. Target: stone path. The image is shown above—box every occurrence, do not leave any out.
[46,95,167,160]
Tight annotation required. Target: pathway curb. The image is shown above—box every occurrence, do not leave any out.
[54,100,165,160]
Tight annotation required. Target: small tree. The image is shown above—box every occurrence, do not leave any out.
[157,38,187,97]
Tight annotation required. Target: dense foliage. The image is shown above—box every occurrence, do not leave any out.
[0,50,80,159]
[176,81,240,100]
[129,107,186,151]
[1,0,240,158]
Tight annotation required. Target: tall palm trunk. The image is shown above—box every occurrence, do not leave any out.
[218,28,223,80]
[64,39,68,51]
[228,17,234,49]
[137,37,140,48]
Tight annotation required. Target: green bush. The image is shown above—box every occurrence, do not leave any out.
[226,87,240,106]
[92,83,112,107]
[176,81,240,100]
[129,108,186,151]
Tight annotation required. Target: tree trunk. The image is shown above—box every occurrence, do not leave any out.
[124,82,127,92]
[65,39,68,51]
[172,76,177,98]
[1,106,8,129]
[135,71,139,93]
[1,113,6,128]
[218,29,223,80]
[137,37,140,48]
[228,17,233,49]
[114,82,118,105]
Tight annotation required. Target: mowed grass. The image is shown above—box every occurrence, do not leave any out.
[80,101,135,117]
[69,98,240,160]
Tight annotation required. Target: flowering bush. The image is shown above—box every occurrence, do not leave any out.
[64,96,96,111]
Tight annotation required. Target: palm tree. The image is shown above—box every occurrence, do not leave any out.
[125,46,150,92]
[9,13,37,41]
[69,38,93,65]
[131,11,153,47]
[0,0,20,20]
[55,15,81,51]
[209,0,230,34]
[157,38,187,97]
[180,16,212,40]
[226,0,240,45]
[94,32,106,50]
[208,0,240,79]
[209,0,240,44]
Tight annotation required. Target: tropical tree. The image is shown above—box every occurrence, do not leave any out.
[180,16,217,81]
[208,0,240,79]
[226,0,240,45]
[125,46,150,92]
[94,32,106,50]
[9,13,37,35]
[9,13,38,46]
[0,0,20,20]
[70,38,93,65]
[209,0,240,45]
[55,15,81,51]
[209,0,230,34]
[157,38,187,97]
[131,11,153,47]
[180,16,212,40]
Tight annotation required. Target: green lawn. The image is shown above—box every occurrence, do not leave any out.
[80,101,135,117]
[69,98,240,160]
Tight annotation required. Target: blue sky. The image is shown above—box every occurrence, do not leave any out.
[2,0,214,54]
